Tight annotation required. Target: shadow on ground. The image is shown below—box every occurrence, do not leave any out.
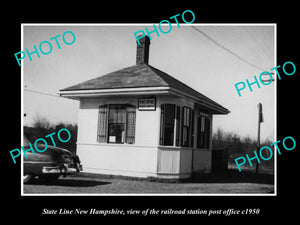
[30,177,111,187]
[186,169,274,185]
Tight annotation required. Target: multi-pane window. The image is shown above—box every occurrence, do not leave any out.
[108,105,126,143]
[160,104,193,147]
[160,104,175,146]
[97,104,136,144]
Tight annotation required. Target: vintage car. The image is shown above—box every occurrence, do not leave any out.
[23,135,82,184]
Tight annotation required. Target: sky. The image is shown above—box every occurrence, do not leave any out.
[22,24,275,142]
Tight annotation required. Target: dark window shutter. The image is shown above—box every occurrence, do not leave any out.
[159,104,165,145]
[197,116,201,149]
[204,117,210,148]
[191,109,194,147]
[97,105,108,143]
[181,107,191,147]
[126,106,136,144]
[175,105,181,146]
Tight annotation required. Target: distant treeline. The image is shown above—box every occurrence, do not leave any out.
[212,128,274,173]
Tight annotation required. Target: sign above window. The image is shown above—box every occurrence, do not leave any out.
[138,98,156,111]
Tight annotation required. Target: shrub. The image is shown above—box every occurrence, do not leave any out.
[212,128,274,173]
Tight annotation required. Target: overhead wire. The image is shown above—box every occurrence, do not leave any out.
[24,88,61,98]
[190,26,267,72]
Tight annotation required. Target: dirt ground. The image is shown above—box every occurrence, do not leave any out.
[23,171,274,194]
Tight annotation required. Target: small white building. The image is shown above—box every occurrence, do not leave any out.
[59,36,229,179]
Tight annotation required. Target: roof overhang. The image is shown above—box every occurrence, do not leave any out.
[58,86,171,100]
[58,86,229,114]
[169,88,230,114]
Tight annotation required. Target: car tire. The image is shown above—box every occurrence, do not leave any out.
[40,174,60,183]
[23,174,35,184]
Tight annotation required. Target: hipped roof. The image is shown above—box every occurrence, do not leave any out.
[59,63,229,114]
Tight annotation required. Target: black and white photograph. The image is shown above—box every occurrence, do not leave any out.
[4,4,298,221]
[21,24,275,195]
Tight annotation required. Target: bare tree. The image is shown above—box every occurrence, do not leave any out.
[32,114,52,130]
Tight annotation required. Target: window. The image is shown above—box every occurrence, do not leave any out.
[160,104,193,147]
[108,105,126,143]
[175,105,181,146]
[160,104,175,146]
[197,116,210,149]
[182,107,191,147]
[97,104,136,144]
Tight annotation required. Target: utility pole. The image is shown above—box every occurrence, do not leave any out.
[256,103,263,173]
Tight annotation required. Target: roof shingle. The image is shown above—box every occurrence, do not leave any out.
[60,63,229,114]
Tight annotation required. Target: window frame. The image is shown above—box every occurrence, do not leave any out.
[108,104,127,144]
[97,104,136,144]
[181,106,192,147]
[160,104,176,146]
[160,104,193,148]
[197,115,211,149]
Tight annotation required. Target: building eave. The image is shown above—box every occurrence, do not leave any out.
[58,86,229,114]
[169,88,230,115]
[58,86,171,100]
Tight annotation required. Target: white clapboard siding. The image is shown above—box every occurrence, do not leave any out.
[77,100,99,144]
[157,147,193,179]
[77,144,158,177]
[135,109,160,146]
